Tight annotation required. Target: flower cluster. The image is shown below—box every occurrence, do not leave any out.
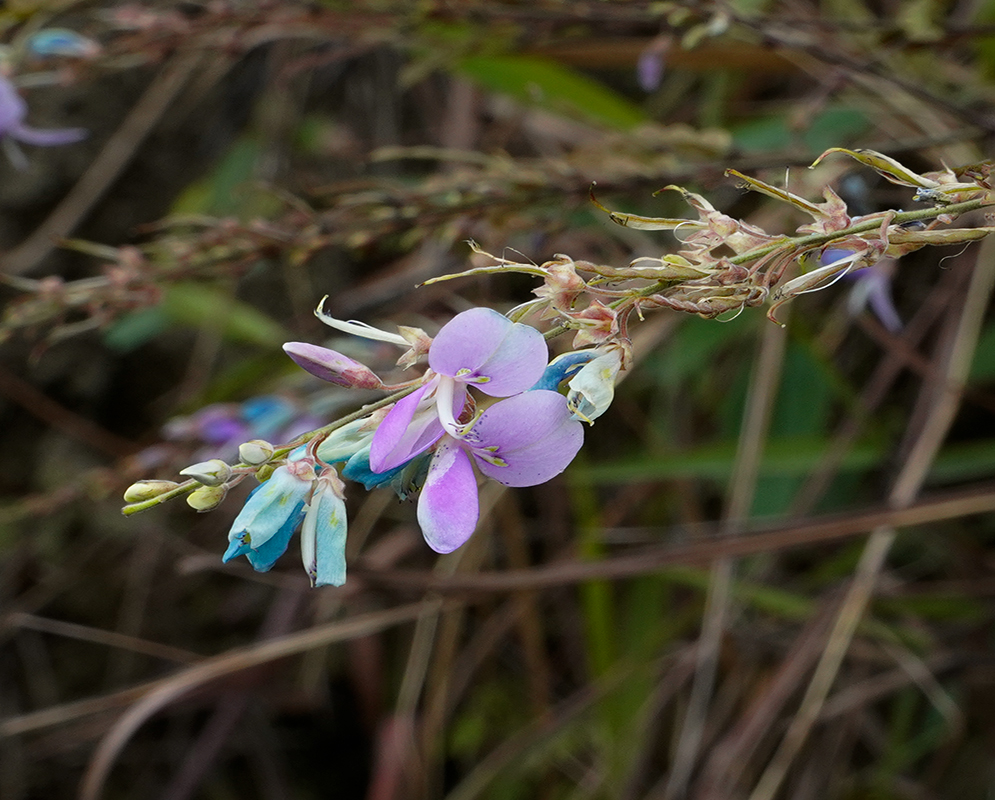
[127,306,609,586]
[122,149,995,587]
[288,307,586,557]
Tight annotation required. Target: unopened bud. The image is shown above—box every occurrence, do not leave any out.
[239,439,275,466]
[255,462,278,482]
[187,484,228,512]
[282,342,385,389]
[179,459,232,487]
[123,480,180,503]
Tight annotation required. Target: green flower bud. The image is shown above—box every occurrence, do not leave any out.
[123,480,180,503]
[254,462,277,482]
[239,439,275,466]
[179,459,232,487]
[187,484,228,512]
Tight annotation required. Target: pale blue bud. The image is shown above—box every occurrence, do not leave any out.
[301,470,348,587]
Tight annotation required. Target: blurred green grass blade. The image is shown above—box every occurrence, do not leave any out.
[969,319,995,379]
[162,283,289,347]
[579,435,995,485]
[456,55,646,129]
[877,593,987,623]
[929,438,995,481]
[568,451,617,678]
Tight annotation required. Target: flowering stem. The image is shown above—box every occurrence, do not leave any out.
[275,382,422,455]
[122,383,424,517]
[542,195,994,341]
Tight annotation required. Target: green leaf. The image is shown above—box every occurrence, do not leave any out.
[731,106,870,154]
[162,283,288,347]
[102,306,170,352]
[171,136,279,219]
[456,55,646,130]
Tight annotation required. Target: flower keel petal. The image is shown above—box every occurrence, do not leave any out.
[417,439,479,553]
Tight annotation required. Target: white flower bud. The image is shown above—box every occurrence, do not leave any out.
[179,459,233,487]
[123,480,180,503]
[566,348,624,424]
[239,439,275,466]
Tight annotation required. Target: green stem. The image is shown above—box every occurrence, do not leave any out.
[122,383,423,516]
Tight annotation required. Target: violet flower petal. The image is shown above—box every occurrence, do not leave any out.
[12,123,87,147]
[0,78,26,135]
[850,267,902,333]
[429,307,547,396]
[637,47,664,92]
[370,380,465,472]
[467,390,584,487]
[417,438,479,553]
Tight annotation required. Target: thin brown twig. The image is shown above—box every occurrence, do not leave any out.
[0,364,136,458]
[8,613,199,666]
[355,480,995,594]
[75,602,429,800]
[660,308,789,800]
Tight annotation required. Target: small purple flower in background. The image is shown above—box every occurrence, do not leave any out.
[847,258,902,333]
[0,74,86,169]
[636,35,671,92]
[817,247,902,333]
[163,395,321,462]
[26,29,102,60]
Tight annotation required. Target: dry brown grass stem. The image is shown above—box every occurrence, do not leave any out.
[747,235,995,800]
[356,480,995,593]
[662,309,790,800]
[1,49,204,276]
[74,602,430,800]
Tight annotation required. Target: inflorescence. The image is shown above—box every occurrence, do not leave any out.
[123,149,995,586]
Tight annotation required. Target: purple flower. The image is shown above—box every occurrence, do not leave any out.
[282,341,386,389]
[417,390,583,553]
[636,36,671,92]
[370,307,549,472]
[847,259,902,333]
[818,248,902,333]
[368,308,584,553]
[0,74,86,169]
[287,305,587,555]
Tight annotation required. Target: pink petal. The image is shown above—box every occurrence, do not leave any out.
[283,341,384,389]
[429,308,548,396]
[417,439,479,553]
[468,390,584,487]
[369,383,442,472]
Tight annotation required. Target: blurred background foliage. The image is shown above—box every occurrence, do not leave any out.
[3,1,995,799]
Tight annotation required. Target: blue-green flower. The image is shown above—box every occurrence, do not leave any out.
[223,459,315,572]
